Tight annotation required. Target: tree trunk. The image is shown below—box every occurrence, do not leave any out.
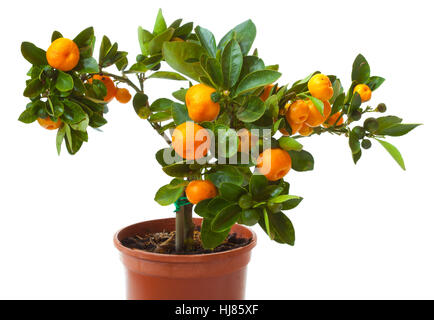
[175,194,194,252]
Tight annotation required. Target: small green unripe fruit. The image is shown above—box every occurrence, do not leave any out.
[361,139,372,149]
[238,194,253,209]
[267,202,283,213]
[352,126,365,139]
[376,103,387,113]
[363,117,379,132]
[350,110,362,121]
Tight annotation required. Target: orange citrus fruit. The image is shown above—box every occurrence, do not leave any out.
[324,112,344,128]
[89,75,117,102]
[172,122,210,160]
[298,123,314,136]
[185,84,220,122]
[256,148,292,181]
[260,84,274,102]
[46,38,80,72]
[286,100,309,124]
[308,74,334,101]
[186,180,218,204]
[37,117,62,130]
[305,100,331,127]
[353,84,372,102]
[115,88,131,104]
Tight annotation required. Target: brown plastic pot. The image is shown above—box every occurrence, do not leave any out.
[114,218,257,300]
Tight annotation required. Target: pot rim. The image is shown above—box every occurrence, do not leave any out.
[114,217,257,263]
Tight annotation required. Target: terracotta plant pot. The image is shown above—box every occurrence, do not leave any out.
[114,218,257,300]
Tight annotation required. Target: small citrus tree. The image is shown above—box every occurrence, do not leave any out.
[19,10,419,252]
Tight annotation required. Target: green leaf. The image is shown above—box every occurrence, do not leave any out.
[99,36,111,64]
[221,39,243,89]
[56,125,66,155]
[279,136,303,151]
[352,149,362,164]
[375,139,406,170]
[268,211,296,245]
[367,76,385,91]
[269,195,301,204]
[23,78,44,98]
[172,88,188,102]
[75,57,99,74]
[149,28,175,55]
[281,197,303,211]
[21,42,47,66]
[62,100,87,124]
[219,183,246,202]
[299,93,324,116]
[217,20,257,55]
[249,174,268,199]
[236,96,266,123]
[235,70,281,96]
[162,41,206,81]
[331,92,345,115]
[51,31,63,42]
[138,27,153,56]
[239,208,260,226]
[208,166,243,188]
[163,162,194,177]
[263,208,271,237]
[154,181,185,206]
[73,27,95,57]
[216,126,239,158]
[149,111,172,122]
[18,101,43,123]
[148,71,187,81]
[375,116,402,132]
[201,218,231,249]
[349,129,361,154]
[70,114,89,132]
[195,26,217,57]
[172,103,191,125]
[288,150,314,171]
[377,123,421,137]
[211,204,242,232]
[207,197,233,218]
[194,199,213,218]
[205,58,224,88]
[348,92,362,115]
[351,54,370,83]
[239,56,265,80]
[173,22,193,39]
[150,98,174,112]
[153,8,167,35]
[55,71,74,92]
[330,78,343,104]
[89,113,107,128]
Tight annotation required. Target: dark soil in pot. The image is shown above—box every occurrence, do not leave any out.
[121,226,252,254]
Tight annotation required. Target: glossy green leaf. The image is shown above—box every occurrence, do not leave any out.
[377,123,421,137]
[149,28,174,55]
[279,136,303,151]
[148,71,187,81]
[208,166,244,188]
[219,183,246,202]
[375,139,406,170]
[201,218,231,249]
[217,20,256,55]
[172,103,191,125]
[211,204,242,232]
[153,8,167,35]
[55,71,73,92]
[236,96,266,122]
[222,39,243,89]
[23,78,44,98]
[249,174,268,199]
[154,181,185,206]
[351,54,370,83]
[288,150,314,171]
[268,211,295,245]
[195,26,217,57]
[234,70,281,96]
[367,76,385,91]
[21,42,47,66]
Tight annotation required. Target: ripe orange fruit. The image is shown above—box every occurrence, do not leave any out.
[89,75,117,102]
[308,74,334,101]
[172,122,211,160]
[185,84,220,122]
[298,123,314,136]
[46,38,80,72]
[37,117,62,130]
[115,88,131,104]
[186,180,218,204]
[353,84,372,102]
[256,148,292,181]
[286,100,309,124]
[260,84,274,102]
[305,100,331,127]
[324,112,344,128]
[237,129,257,152]
[280,119,303,136]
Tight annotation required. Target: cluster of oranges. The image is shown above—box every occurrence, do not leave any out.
[37,38,132,131]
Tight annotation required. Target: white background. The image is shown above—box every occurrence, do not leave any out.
[1,0,433,299]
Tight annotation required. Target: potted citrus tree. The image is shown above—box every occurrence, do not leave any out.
[19,9,419,299]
